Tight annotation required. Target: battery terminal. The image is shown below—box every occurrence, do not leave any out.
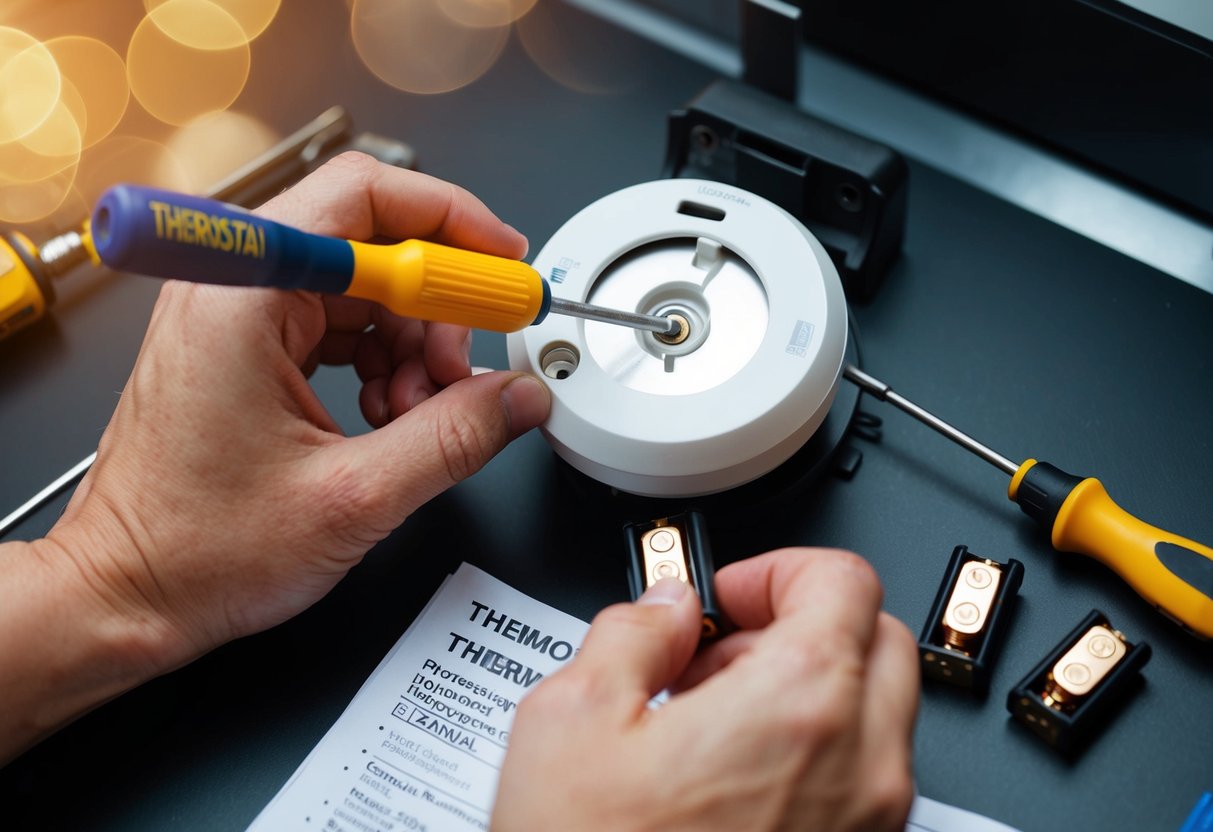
[1041,625,1128,710]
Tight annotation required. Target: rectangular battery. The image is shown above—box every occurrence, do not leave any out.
[624,510,725,640]
[918,545,1023,695]
[1007,609,1151,755]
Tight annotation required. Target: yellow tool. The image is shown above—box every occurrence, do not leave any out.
[0,107,359,343]
[844,364,1213,639]
[90,184,679,336]
[0,226,93,340]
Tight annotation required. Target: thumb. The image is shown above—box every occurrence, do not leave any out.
[341,370,550,518]
[568,579,704,714]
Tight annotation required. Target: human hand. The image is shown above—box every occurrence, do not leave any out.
[493,548,918,832]
[48,151,550,667]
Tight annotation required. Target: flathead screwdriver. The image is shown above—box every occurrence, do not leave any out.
[844,364,1213,639]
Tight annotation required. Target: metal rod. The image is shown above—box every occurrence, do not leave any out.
[206,105,352,203]
[842,364,1020,476]
[549,297,680,335]
[0,452,96,538]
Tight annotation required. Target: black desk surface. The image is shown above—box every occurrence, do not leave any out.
[2,3,1211,830]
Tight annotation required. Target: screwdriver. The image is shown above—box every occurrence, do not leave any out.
[844,364,1213,639]
[0,107,356,343]
[89,185,680,337]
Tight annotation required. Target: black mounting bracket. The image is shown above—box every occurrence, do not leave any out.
[664,79,909,301]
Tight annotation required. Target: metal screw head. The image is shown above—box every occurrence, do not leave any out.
[654,313,690,345]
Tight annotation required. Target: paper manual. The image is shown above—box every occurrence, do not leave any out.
[247,562,1020,832]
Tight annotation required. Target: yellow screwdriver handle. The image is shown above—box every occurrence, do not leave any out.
[346,239,547,333]
[1052,479,1213,637]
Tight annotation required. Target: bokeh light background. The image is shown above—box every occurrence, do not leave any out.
[0,0,630,234]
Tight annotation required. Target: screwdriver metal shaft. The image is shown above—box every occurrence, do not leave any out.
[549,297,681,336]
[843,364,1019,475]
[843,362,1213,639]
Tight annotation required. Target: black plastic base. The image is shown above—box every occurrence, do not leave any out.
[557,314,864,528]
[1007,609,1151,756]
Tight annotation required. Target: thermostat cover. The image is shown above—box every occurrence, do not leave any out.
[507,179,847,497]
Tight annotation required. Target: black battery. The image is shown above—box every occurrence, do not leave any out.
[918,545,1024,695]
[624,510,725,640]
[1007,609,1151,755]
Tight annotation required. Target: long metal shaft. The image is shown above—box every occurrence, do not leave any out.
[549,297,680,336]
[0,452,96,538]
[842,364,1020,476]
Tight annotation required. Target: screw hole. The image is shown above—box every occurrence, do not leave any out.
[836,182,864,213]
[690,125,718,154]
[541,343,580,380]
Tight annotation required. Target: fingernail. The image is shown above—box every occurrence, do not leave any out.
[500,374,550,436]
[638,577,690,606]
[462,332,473,367]
[410,389,431,410]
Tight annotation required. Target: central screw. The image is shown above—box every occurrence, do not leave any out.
[655,313,690,345]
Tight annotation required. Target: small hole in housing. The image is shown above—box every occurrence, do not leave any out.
[540,342,580,380]
[676,201,725,222]
[836,182,864,213]
[690,124,718,153]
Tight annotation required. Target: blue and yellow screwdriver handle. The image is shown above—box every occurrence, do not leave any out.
[1011,459,1213,638]
[90,185,551,332]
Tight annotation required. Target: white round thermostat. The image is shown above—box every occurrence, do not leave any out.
[507,179,848,497]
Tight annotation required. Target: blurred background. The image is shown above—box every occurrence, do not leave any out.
[2,3,1213,830]
[0,0,647,235]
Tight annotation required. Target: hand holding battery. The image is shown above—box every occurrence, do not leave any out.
[494,548,918,832]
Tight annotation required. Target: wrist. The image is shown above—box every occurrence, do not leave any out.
[0,517,192,761]
[45,509,197,674]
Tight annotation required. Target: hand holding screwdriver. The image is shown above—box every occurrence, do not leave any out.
[89,185,678,336]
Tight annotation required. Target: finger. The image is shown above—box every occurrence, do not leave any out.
[566,579,703,712]
[257,152,528,257]
[423,324,472,387]
[354,330,391,384]
[852,614,919,830]
[359,376,391,428]
[860,614,919,752]
[335,371,550,519]
[670,629,762,692]
[714,547,884,658]
[385,357,439,419]
[312,330,365,367]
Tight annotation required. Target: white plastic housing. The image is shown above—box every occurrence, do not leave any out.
[507,179,848,497]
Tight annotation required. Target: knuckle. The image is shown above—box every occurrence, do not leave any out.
[312,461,385,541]
[433,407,492,484]
[865,763,915,829]
[520,668,602,717]
[784,694,853,745]
[829,548,881,588]
[880,612,918,656]
[590,602,649,633]
[325,149,379,178]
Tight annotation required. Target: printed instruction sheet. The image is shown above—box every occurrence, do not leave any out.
[247,563,589,831]
[248,562,1021,832]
